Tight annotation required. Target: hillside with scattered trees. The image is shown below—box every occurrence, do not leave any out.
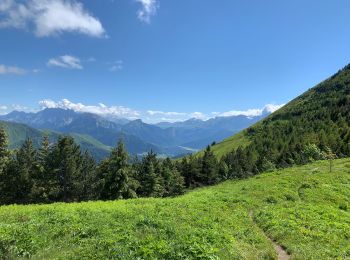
[1,65,350,205]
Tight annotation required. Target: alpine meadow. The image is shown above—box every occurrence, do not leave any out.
[1,1,350,259]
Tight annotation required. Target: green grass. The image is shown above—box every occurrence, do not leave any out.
[208,130,251,158]
[1,159,350,259]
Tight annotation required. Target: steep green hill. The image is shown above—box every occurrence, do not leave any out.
[0,158,349,259]
[210,64,350,163]
[0,121,111,160]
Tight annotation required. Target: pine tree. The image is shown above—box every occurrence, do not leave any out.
[16,138,37,203]
[31,136,52,202]
[0,127,12,204]
[37,135,50,166]
[167,168,185,196]
[218,160,229,181]
[201,145,218,185]
[138,151,164,197]
[47,136,83,202]
[179,155,200,188]
[160,158,184,196]
[0,127,9,175]
[101,140,137,200]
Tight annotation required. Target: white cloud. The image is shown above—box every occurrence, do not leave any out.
[218,104,285,118]
[136,0,158,23]
[0,64,27,75]
[7,99,284,124]
[39,99,140,118]
[147,110,186,116]
[47,55,83,69]
[0,105,8,115]
[11,104,29,111]
[0,0,105,37]
[263,104,284,113]
[109,60,123,72]
[189,112,207,120]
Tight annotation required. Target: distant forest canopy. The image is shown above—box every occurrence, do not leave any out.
[1,64,350,205]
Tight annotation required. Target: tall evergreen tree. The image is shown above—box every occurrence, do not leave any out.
[101,140,137,200]
[161,158,184,196]
[16,138,37,203]
[31,136,52,202]
[79,151,99,200]
[201,145,218,185]
[0,127,12,204]
[138,151,164,197]
[179,155,201,188]
[47,136,83,202]
[0,127,9,175]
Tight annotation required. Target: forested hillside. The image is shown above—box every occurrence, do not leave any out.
[207,64,350,177]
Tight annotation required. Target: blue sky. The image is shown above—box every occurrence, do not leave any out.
[1,0,350,123]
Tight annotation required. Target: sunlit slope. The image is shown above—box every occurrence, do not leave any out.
[0,158,349,259]
[209,64,350,158]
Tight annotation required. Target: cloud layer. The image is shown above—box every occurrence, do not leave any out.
[47,55,83,69]
[0,0,105,37]
[37,99,284,123]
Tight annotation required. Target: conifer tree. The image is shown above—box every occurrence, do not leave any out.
[0,127,9,175]
[179,155,200,188]
[201,145,218,185]
[138,151,164,197]
[161,158,184,196]
[0,127,12,204]
[31,136,52,202]
[101,140,137,200]
[47,136,82,202]
[16,138,37,203]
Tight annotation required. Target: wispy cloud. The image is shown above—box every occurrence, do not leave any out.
[147,111,186,116]
[0,64,27,75]
[136,0,158,23]
[109,60,123,72]
[47,55,83,69]
[39,99,140,119]
[0,0,105,37]
[218,104,285,117]
[11,104,29,111]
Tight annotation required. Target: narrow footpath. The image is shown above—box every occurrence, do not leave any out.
[249,210,291,260]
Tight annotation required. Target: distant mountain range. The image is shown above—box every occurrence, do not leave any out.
[0,107,271,159]
[0,120,112,161]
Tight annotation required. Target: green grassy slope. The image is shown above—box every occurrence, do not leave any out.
[0,158,349,259]
[209,64,350,159]
[201,131,251,158]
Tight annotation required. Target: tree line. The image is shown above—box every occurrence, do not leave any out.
[0,123,341,205]
[0,127,215,205]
